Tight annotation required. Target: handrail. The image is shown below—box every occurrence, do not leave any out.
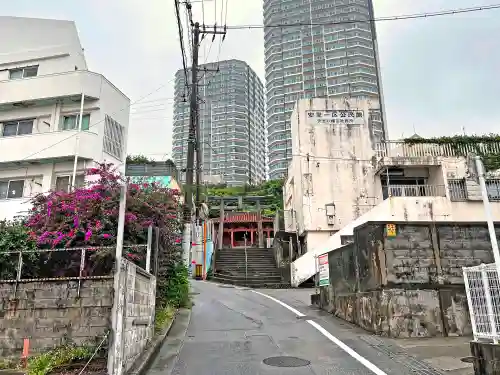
[375,140,500,159]
[383,184,447,198]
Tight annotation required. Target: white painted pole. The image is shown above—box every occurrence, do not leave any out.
[475,156,500,273]
[71,92,85,190]
[146,225,153,273]
[108,182,127,375]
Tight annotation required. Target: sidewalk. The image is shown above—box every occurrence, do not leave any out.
[390,336,474,374]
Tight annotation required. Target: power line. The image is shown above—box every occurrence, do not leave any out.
[226,3,500,29]
[174,0,191,94]
[0,78,178,169]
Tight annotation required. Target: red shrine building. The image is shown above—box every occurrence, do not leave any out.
[213,212,274,249]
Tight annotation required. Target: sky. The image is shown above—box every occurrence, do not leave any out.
[2,0,500,160]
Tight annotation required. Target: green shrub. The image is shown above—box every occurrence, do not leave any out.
[26,344,94,375]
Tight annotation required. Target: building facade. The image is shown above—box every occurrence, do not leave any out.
[264,0,387,179]
[282,98,500,286]
[0,17,130,220]
[172,59,266,186]
[283,97,382,254]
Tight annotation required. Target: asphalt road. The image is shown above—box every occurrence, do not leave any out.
[146,281,444,375]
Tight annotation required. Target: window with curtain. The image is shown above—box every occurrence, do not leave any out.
[61,114,90,131]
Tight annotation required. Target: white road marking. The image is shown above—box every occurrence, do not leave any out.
[252,290,305,317]
[252,290,388,375]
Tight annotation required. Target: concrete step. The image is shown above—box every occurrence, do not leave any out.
[216,259,276,264]
[216,264,279,270]
[211,275,291,289]
[217,255,274,259]
[214,273,282,281]
[217,251,273,255]
[216,260,277,265]
[216,267,281,274]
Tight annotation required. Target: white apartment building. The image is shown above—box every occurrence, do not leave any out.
[284,98,500,286]
[0,17,130,220]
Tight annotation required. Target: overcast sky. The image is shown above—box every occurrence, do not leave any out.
[3,0,500,159]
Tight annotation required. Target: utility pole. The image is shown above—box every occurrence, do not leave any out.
[184,13,226,222]
[184,21,200,224]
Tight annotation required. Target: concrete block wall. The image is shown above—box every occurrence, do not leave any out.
[122,261,156,372]
[0,259,156,374]
[319,221,500,338]
[316,287,471,338]
[0,279,113,357]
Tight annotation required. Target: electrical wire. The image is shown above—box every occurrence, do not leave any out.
[226,3,500,29]
[174,0,191,94]
[0,78,178,172]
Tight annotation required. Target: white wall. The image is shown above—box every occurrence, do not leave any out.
[285,97,380,237]
[0,16,130,220]
[0,160,91,221]
[291,196,500,286]
[0,16,87,74]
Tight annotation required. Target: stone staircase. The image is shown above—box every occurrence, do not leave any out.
[212,247,290,288]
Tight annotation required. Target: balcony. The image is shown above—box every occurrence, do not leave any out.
[374,141,500,172]
[0,71,109,109]
[0,130,99,164]
[382,184,446,200]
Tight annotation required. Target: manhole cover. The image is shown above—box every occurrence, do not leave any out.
[263,356,310,367]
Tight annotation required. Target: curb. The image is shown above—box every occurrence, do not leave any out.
[128,309,179,375]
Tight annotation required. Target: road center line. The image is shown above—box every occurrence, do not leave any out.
[252,290,388,375]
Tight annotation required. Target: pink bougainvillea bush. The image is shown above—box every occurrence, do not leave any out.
[23,162,184,279]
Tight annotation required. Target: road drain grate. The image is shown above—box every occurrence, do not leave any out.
[263,356,311,367]
[218,285,235,288]
[360,336,445,375]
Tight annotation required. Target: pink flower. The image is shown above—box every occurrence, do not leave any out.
[85,229,92,241]
[102,233,111,239]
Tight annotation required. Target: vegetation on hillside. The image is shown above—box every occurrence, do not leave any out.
[203,179,284,217]
[403,134,500,171]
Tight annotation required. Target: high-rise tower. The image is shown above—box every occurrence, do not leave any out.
[264,0,387,179]
[172,59,266,186]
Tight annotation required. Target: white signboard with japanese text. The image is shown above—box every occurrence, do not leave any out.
[306,110,364,126]
[318,253,330,287]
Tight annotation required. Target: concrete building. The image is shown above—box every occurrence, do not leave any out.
[172,59,266,186]
[0,17,130,220]
[264,0,387,179]
[284,97,381,254]
[282,98,500,286]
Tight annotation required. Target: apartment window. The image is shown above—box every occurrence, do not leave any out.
[55,175,85,192]
[61,114,90,131]
[0,180,25,199]
[103,115,125,160]
[1,119,34,137]
[9,66,38,79]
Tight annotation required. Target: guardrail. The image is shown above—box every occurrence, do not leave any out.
[375,141,500,159]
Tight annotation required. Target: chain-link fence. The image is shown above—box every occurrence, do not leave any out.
[463,263,500,343]
[0,244,148,298]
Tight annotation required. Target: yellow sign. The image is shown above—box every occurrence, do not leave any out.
[386,224,397,237]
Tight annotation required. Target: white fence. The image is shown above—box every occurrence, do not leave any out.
[463,263,500,342]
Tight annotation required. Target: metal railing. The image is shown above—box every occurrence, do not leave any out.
[463,263,500,343]
[383,184,446,199]
[0,244,148,297]
[375,141,500,159]
[448,179,468,201]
